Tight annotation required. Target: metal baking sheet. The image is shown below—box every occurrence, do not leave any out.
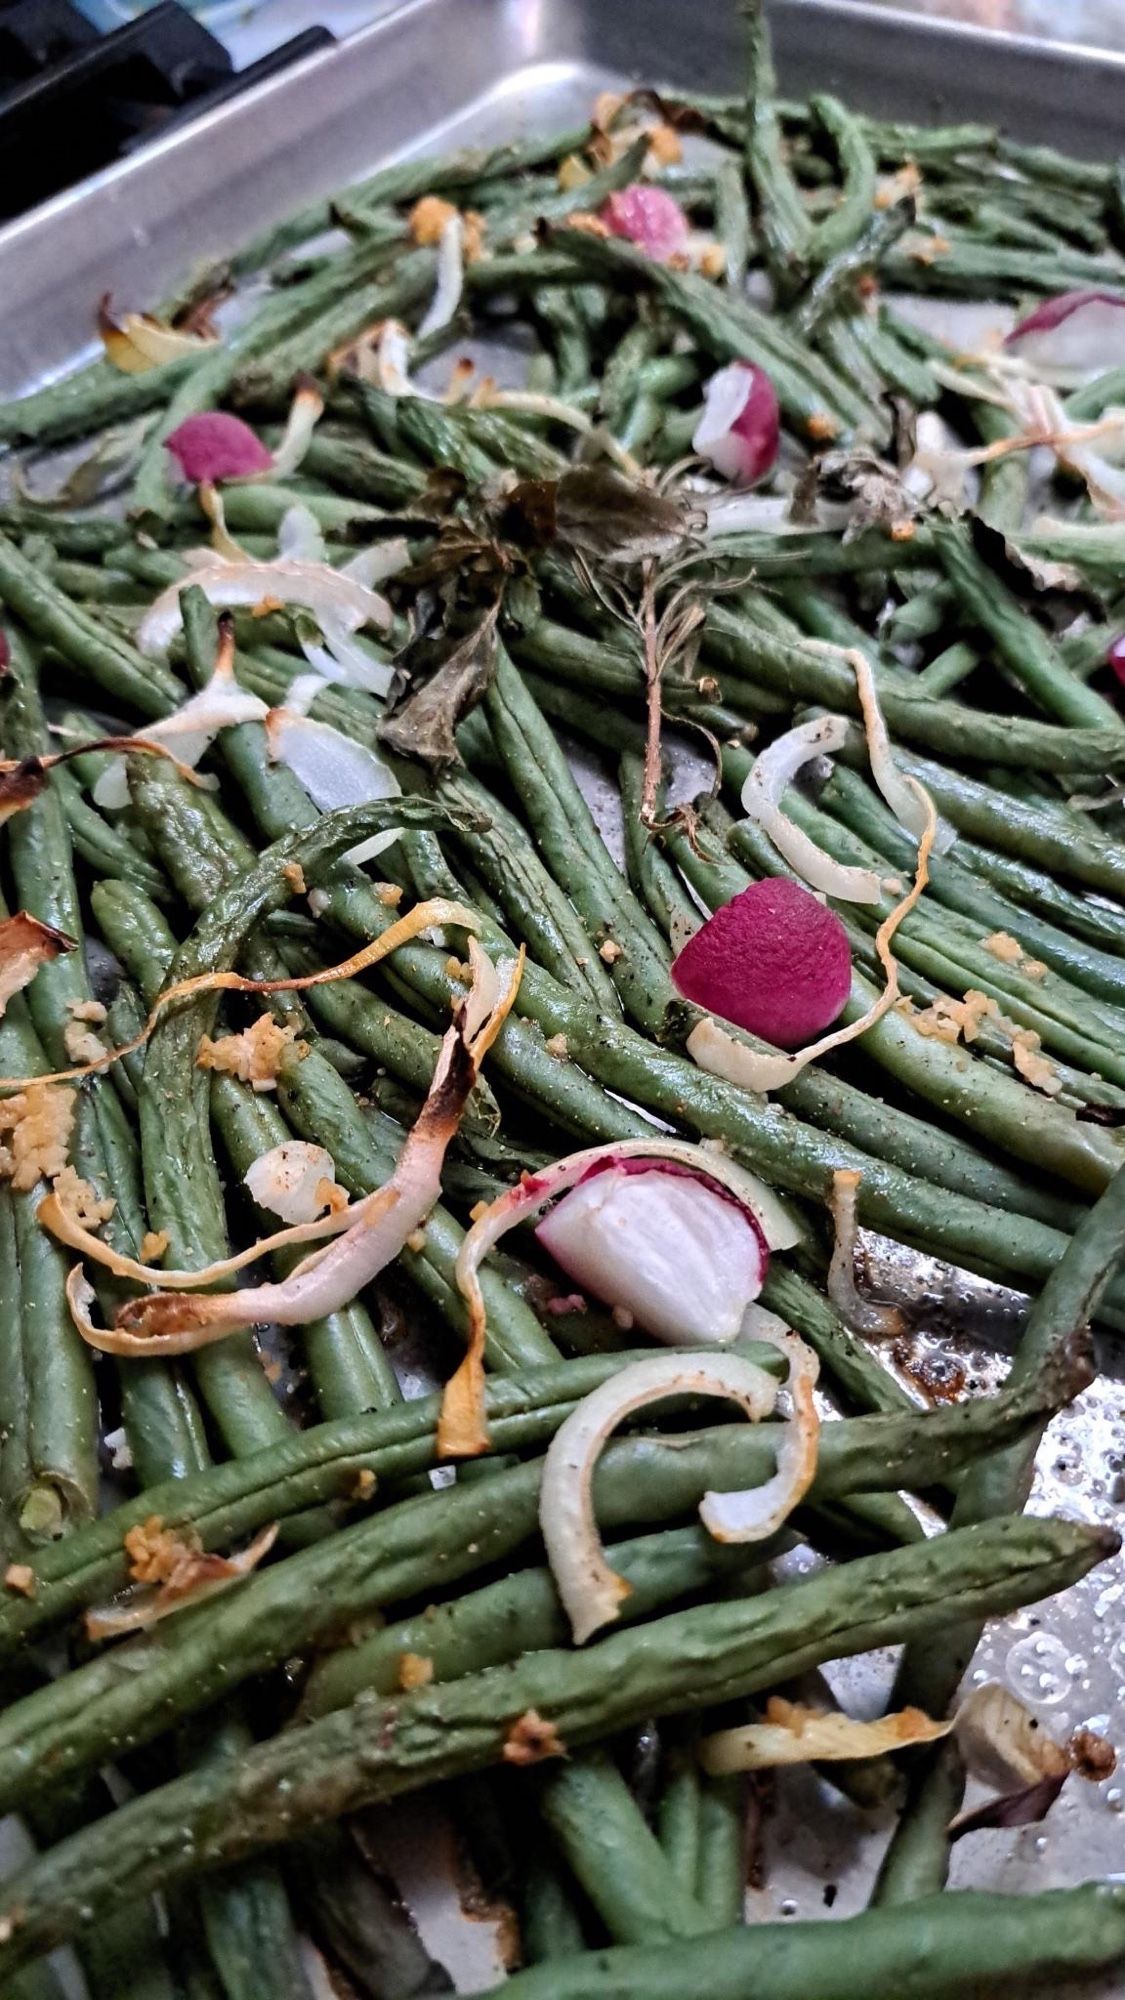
[0,0,1122,1982]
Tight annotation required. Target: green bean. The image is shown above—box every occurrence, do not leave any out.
[894,743,1125,898]
[50,762,169,901]
[876,1161,1125,1904]
[483,650,672,1031]
[714,158,754,289]
[0,538,180,717]
[743,0,811,293]
[694,1768,747,1928]
[520,1841,587,1965]
[0,1512,1111,1975]
[301,1522,770,1720]
[618,752,702,951]
[914,639,978,696]
[286,1826,453,2000]
[437,766,622,1009]
[0,357,197,451]
[884,231,1125,298]
[0,1359,1071,1817]
[482,1881,1125,1999]
[704,598,1125,770]
[210,1075,401,1419]
[550,228,874,433]
[299,432,429,507]
[0,1353,675,1658]
[932,520,1120,728]
[537,1749,714,1943]
[822,762,1125,1009]
[791,201,913,339]
[861,311,943,403]
[232,253,435,411]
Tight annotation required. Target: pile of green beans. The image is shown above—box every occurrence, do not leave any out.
[1,0,1125,1990]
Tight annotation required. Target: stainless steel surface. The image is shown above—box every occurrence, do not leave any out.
[0,0,1122,1978]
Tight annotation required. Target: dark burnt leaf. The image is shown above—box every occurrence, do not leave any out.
[0,757,47,827]
[499,466,685,564]
[497,478,557,552]
[378,602,500,769]
[947,1770,1068,1842]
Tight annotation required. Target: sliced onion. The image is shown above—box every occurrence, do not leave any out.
[137,558,392,660]
[439,1137,801,1460]
[259,380,324,481]
[0,912,74,1018]
[700,1698,950,1774]
[954,1682,1071,1791]
[418,214,465,340]
[741,716,883,903]
[1004,289,1125,386]
[846,647,931,843]
[374,319,441,401]
[243,1141,341,1224]
[63,939,522,1355]
[94,623,266,809]
[278,504,327,563]
[265,709,401,861]
[539,1340,818,1644]
[300,616,395,697]
[827,1168,906,1340]
[601,185,689,263]
[98,299,217,375]
[693,363,780,486]
[536,1161,769,1346]
[166,412,272,484]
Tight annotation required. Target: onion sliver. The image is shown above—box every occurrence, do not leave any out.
[827,1168,906,1340]
[137,557,392,659]
[700,1700,950,1774]
[418,213,465,340]
[265,709,401,861]
[439,1137,801,1460]
[94,620,266,810]
[64,939,522,1355]
[741,717,882,904]
[540,1341,818,1645]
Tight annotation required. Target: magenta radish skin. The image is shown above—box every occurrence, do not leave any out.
[535,1158,767,1345]
[601,185,689,263]
[1003,289,1125,382]
[693,362,781,485]
[672,877,852,1048]
[165,412,273,483]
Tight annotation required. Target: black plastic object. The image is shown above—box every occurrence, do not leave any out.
[0,2,334,222]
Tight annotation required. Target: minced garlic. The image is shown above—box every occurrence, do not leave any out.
[981,930,1022,964]
[1011,1029,1063,1098]
[0,1082,74,1191]
[140,1229,169,1263]
[52,1164,115,1232]
[196,1015,307,1092]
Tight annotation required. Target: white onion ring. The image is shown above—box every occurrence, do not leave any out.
[740,717,882,904]
[539,1341,818,1645]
